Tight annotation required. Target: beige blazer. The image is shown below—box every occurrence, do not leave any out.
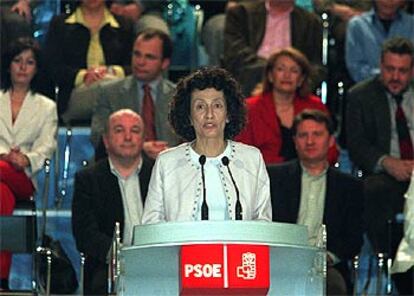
[0,90,58,176]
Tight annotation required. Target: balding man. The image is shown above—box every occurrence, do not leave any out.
[72,109,154,295]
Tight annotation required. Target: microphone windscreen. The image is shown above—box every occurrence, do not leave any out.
[199,155,206,165]
[221,156,229,166]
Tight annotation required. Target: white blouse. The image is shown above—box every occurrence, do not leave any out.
[189,143,231,221]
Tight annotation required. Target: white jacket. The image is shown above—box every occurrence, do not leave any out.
[392,171,414,274]
[142,141,272,224]
[0,90,57,176]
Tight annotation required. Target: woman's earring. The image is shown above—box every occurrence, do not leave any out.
[226,118,230,123]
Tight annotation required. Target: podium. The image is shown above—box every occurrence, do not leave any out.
[117,221,325,295]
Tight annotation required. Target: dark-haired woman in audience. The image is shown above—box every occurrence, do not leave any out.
[0,38,57,290]
[236,47,339,164]
[43,0,134,114]
[142,67,271,224]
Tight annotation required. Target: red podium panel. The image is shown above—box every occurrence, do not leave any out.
[180,244,269,295]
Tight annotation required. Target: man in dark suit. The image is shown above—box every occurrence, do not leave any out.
[346,37,414,259]
[91,27,179,161]
[268,109,363,295]
[224,0,322,95]
[72,109,154,295]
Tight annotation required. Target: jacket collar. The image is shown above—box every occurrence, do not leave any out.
[65,6,120,28]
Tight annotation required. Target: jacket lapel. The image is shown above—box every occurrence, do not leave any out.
[13,92,37,132]
[155,80,169,141]
[0,93,12,134]
[156,80,179,145]
[98,160,124,223]
[139,155,154,204]
[288,161,302,222]
[372,77,392,149]
[122,76,140,113]
[324,168,335,224]
[259,92,280,135]
[251,2,267,50]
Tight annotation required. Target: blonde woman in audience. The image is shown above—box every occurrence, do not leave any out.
[0,37,57,290]
[392,170,414,295]
[236,47,338,165]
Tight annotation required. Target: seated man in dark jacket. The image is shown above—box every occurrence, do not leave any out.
[267,109,363,295]
[72,109,154,295]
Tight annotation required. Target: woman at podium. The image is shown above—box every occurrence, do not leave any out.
[142,67,271,223]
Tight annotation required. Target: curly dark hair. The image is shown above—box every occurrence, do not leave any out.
[1,37,42,92]
[169,67,246,141]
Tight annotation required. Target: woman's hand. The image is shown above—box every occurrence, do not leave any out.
[84,66,108,86]
[6,147,30,170]
[11,0,32,22]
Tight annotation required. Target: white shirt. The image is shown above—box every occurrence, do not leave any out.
[190,144,231,221]
[257,1,292,59]
[109,158,143,246]
[297,165,327,246]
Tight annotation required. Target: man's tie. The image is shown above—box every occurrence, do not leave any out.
[394,95,413,160]
[142,84,156,141]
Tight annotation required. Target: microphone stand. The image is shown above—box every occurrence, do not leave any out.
[199,155,208,220]
[221,157,242,220]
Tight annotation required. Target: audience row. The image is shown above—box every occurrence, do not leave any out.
[2,1,414,115]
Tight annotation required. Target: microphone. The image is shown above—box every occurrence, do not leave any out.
[199,155,208,220]
[221,156,242,220]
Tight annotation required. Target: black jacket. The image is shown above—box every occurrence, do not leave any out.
[72,157,153,294]
[43,12,134,114]
[267,160,363,261]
